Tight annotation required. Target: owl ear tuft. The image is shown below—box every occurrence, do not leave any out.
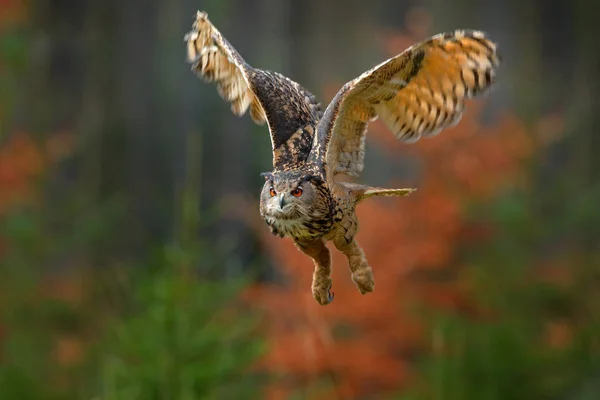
[260,172,273,181]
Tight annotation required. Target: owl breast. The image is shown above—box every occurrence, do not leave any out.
[264,214,334,241]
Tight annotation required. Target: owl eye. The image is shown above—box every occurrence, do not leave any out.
[269,187,276,197]
[291,187,303,197]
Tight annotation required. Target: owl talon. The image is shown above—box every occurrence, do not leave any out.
[352,269,375,294]
[312,281,334,306]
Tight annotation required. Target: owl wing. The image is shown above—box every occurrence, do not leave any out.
[185,11,322,170]
[310,30,500,178]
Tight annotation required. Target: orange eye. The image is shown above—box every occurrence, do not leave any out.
[291,187,303,197]
[269,187,276,197]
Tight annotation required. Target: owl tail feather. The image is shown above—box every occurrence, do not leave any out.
[338,182,416,203]
[359,187,416,202]
[358,186,417,201]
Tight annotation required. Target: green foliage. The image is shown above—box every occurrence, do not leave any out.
[0,167,266,400]
[0,208,74,400]
[89,268,264,399]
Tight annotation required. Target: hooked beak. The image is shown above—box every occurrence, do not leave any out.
[278,193,286,209]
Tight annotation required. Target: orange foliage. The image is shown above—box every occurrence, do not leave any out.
[544,320,573,349]
[0,0,26,27]
[0,132,73,216]
[53,335,85,366]
[248,24,538,399]
[0,133,44,212]
[0,131,72,269]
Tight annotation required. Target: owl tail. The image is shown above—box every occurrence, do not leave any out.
[359,186,416,202]
[338,182,416,203]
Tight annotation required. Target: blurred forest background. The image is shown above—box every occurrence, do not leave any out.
[1,0,600,399]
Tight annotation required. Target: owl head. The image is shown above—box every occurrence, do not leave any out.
[259,170,332,223]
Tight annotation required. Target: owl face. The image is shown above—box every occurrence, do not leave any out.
[259,172,317,219]
[259,171,333,238]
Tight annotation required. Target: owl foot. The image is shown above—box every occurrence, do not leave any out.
[334,238,375,295]
[351,267,375,294]
[312,279,334,305]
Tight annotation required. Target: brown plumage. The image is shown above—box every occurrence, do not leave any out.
[185,11,500,305]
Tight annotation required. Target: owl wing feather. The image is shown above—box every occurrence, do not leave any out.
[310,30,500,178]
[185,11,322,170]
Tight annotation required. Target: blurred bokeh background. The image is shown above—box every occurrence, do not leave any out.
[1,0,599,399]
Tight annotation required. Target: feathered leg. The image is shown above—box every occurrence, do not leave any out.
[334,238,374,295]
[295,239,334,305]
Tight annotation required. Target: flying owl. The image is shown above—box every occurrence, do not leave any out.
[185,11,500,305]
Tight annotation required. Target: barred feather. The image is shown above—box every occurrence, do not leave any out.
[312,29,500,178]
[185,11,266,124]
[185,11,323,170]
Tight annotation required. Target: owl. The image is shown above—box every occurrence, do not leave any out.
[185,11,500,305]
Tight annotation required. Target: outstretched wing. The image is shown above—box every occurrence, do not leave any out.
[310,30,500,178]
[185,11,322,170]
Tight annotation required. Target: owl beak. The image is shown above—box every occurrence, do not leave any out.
[278,193,286,209]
